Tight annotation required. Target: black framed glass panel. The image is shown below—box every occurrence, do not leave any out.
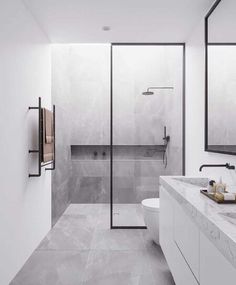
[110,44,185,228]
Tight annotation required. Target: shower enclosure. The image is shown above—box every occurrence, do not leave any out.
[111,44,184,228]
[51,43,184,228]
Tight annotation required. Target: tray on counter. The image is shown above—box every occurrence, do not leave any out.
[200,189,236,204]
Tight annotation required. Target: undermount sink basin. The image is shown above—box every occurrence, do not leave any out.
[219,212,236,226]
[173,177,208,188]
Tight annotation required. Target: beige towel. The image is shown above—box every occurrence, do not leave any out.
[42,108,54,163]
[45,109,53,143]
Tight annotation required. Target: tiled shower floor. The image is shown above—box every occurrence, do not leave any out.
[113,203,145,226]
[10,204,175,285]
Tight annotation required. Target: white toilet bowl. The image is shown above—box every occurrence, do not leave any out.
[141,198,160,244]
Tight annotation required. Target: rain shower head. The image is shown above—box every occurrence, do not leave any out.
[142,86,174,96]
[142,91,154,95]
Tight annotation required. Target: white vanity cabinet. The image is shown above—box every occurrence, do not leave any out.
[174,200,199,281]
[160,185,236,285]
[200,232,236,285]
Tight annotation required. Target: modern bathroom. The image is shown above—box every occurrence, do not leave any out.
[1,0,236,284]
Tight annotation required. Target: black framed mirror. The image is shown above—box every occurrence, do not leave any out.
[205,0,236,155]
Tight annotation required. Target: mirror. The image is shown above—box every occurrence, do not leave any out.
[206,0,236,154]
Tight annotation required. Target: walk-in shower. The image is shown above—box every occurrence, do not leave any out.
[51,43,184,229]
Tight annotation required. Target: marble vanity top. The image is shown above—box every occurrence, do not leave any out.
[160,176,236,269]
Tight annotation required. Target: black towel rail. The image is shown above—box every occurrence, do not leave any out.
[28,97,56,177]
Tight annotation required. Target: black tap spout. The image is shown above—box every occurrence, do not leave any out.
[199,163,235,172]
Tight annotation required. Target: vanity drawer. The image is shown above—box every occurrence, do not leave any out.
[200,232,236,285]
[174,200,199,282]
[160,187,199,285]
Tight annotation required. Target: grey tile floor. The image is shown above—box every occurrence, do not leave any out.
[10,204,175,285]
[113,203,145,227]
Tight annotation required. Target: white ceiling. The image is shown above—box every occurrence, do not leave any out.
[23,0,214,43]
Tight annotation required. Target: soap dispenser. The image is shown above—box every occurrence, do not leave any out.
[215,176,226,193]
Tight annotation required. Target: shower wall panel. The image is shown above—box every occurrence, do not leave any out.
[67,45,110,145]
[52,44,110,221]
[52,46,72,225]
[113,45,183,172]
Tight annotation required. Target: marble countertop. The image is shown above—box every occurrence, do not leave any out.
[160,176,236,269]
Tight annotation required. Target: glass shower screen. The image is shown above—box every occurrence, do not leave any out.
[111,44,184,228]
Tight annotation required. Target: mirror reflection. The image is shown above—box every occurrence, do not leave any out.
[206,0,236,154]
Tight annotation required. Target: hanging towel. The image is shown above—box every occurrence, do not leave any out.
[45,109,54,143]
[42,108,54,163]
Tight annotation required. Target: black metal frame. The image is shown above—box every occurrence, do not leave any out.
[199,163,235,172]
[110,43,186,229]
[29,97,42,177]
[205,0,236,155]
[28,97,56,177]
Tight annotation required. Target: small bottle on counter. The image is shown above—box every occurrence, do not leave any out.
[207,180,216,194]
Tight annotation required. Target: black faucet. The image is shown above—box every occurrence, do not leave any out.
[163,126,170,144]
[199,163,235,172]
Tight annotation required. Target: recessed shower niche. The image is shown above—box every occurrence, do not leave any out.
[52,43,184,227]
[70,144,167,206]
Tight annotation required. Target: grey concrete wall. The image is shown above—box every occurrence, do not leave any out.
[51,44,110,223]
[52,44,183,211]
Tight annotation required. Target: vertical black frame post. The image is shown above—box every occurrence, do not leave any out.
[110,43,186,229]
[29,97,42,177]
[205,9,209,152]
[205,0,222,153]
[182,44,186,176]
[110,45,113,229]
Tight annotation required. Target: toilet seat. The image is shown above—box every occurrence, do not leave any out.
[141,198,159,212]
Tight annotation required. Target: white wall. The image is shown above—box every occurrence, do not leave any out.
[185,18,236,186]
[0,1,51,284]
[209,0,236,43]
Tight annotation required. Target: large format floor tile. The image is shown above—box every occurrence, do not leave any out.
[112,203,145,226]
[11,204,175,285]
[38,214,96,250]
[83,249,153,281]
[63,203,103,216]
[90,229,146,250]
[10,250,89,285]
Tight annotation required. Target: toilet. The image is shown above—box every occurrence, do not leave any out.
[141,198,160,244]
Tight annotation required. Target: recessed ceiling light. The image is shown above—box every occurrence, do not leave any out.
[102,26,111,31]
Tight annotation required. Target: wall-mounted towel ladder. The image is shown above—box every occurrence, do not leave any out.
[28,97,56,177]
